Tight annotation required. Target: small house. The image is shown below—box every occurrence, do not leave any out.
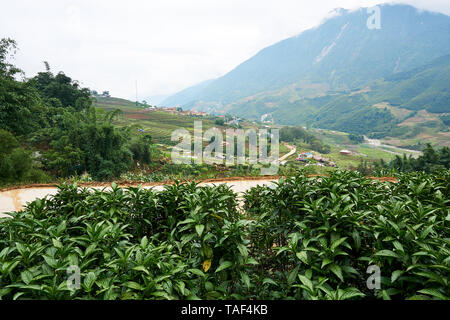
[313,155,322,161]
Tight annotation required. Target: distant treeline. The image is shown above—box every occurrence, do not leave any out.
[378,144,450,173]
[0,38,156,185]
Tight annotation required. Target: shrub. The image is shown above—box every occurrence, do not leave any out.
[0,171,448,300]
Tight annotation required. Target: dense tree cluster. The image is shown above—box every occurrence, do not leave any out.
[0,38,155,185]
[379,144,450,173]
[348,134,364,144]
[280,126,331,154]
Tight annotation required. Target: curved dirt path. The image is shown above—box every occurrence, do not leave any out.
[0,174,397,218]
[0,177,279,217]
[279,143,296,162]
[363,136,422,157]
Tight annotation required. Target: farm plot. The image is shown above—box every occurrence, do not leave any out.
[0,170,448,300]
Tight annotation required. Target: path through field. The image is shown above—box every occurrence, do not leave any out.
[278,143,296,163]
[363,136,422,158]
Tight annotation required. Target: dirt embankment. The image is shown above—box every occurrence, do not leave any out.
[0,175,398,216]
[0,175,283,192]
[0,174,398,193]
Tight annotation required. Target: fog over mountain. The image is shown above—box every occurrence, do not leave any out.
[163,3,450,130]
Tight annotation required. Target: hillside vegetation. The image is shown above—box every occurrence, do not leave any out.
[222,54,450,139]
[0,38,157,186]
[93,97,221,145]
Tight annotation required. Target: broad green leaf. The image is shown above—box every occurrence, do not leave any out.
[241,272,250,289]
[21,270,33,285]
[43,256,58,268]
[140,236,148,248]
[188,268,205,277]
[407,295,430,300]
[132,265,149,275]
[392,241,404,253]
[321,258,333,269]
[195,224,205,237]
[124,281,142,291]
[374,250,399,259]
[177,218,195,226]
[330,237,348,252]
[84,272,96,290]
[13,292,26,300]
[215,261,233,273]
[296,251,308,264]
[203,245,213,259]
[382,290,391,300]
[237,244,248,258]
[262,278,278,286]
[329,264,344,282]
[287,266,299,286]
[52,239,63,249]
[391,270,404,283]
[204,281,214,292]
[417,289,448,300]
[298,275,313,292]
[341,287,365,300]
[352,230,361,251]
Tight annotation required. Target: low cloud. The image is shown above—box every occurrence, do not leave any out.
[1,0,448,101]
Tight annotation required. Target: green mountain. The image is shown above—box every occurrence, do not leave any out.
[222,54,450,134]
[162,4,450,137]
[369,54,450,114]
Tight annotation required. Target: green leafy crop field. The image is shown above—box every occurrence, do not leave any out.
[0,170,448,300]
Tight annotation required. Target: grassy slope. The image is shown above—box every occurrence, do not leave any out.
[94,96,220,145]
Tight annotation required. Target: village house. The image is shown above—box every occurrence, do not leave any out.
[339,149,352,155]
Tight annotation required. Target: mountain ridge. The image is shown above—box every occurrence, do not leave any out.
[162,3,450,124]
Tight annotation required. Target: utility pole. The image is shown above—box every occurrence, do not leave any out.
[135,80,138,107]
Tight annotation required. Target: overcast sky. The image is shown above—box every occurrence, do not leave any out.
[1,0,449,102]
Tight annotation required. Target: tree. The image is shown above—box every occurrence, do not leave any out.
[0,38,158,183]
[129,134,153,164]
[349,134,364,144]
[0,38,20,78]
[383,144,450,173]
[215,118,225,126]
[0,129,48,184]
[29,68,92,110]
[42,108,134,179]
[0,38,45,136]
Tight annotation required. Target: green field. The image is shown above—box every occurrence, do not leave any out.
[94,97,291,159]
[94,97,221,145]
[94,97,423,173]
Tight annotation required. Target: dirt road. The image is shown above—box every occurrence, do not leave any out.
[0,178,279,217]
[279,143,296,163]
[363,136,422,157]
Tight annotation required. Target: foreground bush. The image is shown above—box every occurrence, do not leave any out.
[0,171,448,300]
[244,170,449,300]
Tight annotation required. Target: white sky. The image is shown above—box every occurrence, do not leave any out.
[1,0,449,101]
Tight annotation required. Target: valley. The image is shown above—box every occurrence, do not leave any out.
[162,4,450,150]
[0,2,449,303]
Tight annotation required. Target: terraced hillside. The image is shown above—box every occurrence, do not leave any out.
[94,96,222,145]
